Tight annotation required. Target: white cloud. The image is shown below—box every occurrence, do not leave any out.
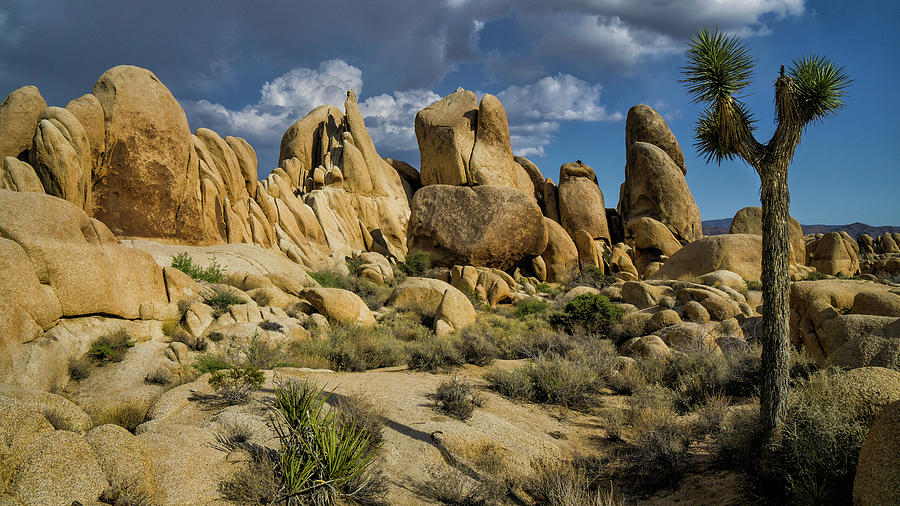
[495,73,622,158]
[498,73,622,122]
[183,62,623,165]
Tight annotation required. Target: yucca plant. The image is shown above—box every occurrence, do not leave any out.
[270,378,384,505]
[682,28,850,444]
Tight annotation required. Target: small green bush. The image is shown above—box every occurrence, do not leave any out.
[526,460,625,506]
[484,367,534,402]
[326,325,408,372]
[203,285,244,317]
[434,376,483,421]
[407,335,465,372]
[744,279,762,291]
[628,415,693,489]
[171,252,225,283]
[193,354,232,374]
[400,250,431,277]
[456,326,500,366]
[207,366,265,405]
[309,269,349,289]
[528,355,600,408]
[380,311,431,342]
[567,265,616,290]
[513,297,550,319]
[551,293,623,335]
[803,270,829,281]
[89,330,135,363]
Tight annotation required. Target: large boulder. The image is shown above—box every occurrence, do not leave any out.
[729,206,805,264]
[1,156,43,193]
[806,231,860,276]
[6,430,108,505]
[84,424,161,503]
[91,65,194,238]
[468,94,533,193]
[540,219,579,283]
[790,279,900,365]
[65,93,106,169]
[29,106,93,210]
[619,141,701,243]
[415,88,477,187]
[625,104,685,174]
[388,277,476,333]
[628,216,682,277]
[556,162,611,246]
[652,234,762,281]
[301,287,376,326]
[0,190,168,320]
[0,85,47,161]
[854,400,900,505]
[408,184,548,270]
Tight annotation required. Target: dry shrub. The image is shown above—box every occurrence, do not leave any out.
[92,401,148,433]
[434,376,483,420]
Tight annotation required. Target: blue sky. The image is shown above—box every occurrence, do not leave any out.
[1,1,897,224]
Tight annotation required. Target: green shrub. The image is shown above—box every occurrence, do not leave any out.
[326,325,407,372]
[193,354,232,374]
[309,269,349,289]
[528,355,600,408]
[401,250,431,277]
[744,279,762,291]
[551,293,623,334]
[434,376,483,421]
[407,335,465,372]
[207,366,265,405]
[513,297,550,319]
[717,368,876,504]
[803,270,829,281]
[663,349,732,413]
[89,330,135,363]
[171,252,225,283]
[203,285,244,317]
[566,265,616,291]
[484,367,535,402]
[380,311,431,342]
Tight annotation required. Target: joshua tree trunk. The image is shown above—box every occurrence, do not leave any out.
[758,165,792,442]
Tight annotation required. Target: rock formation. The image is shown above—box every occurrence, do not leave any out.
[619,105,702,244]
[407,185,547,270]
[414,88,532,194]
[729,206,805,264]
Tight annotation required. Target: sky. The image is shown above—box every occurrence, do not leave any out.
[1,0,897,225]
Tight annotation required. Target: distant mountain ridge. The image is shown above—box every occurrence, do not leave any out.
[702,219,900,238]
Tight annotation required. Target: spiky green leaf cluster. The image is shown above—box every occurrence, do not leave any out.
[681,28,759,165]
[694,100,757,164]
[682,28,755,104]
[788,55,851,124]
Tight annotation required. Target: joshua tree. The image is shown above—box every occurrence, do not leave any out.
[681,28,850,442]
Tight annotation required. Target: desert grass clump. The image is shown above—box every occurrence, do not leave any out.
[334,393,385,455]
[326,324,407,372]
[90,330,135,363]
[193,353,232,374]
[526,459,624,506]
[434,376,483,421]
[420,464,505,506]
[527,355,601,408]
[258,320,283,332]
[623,384,693,489]
[205,366,265,406]
[202,285,244,317]
[407,334,465,372]
[92,401,148,433]
[380,311,431,342]
[171,251,225,283]
[483,367,534,402]
[99,480,153,506]
[566,265,616,291]
[68,356,92,380]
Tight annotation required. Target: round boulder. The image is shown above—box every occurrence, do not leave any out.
[408,184,548,270]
